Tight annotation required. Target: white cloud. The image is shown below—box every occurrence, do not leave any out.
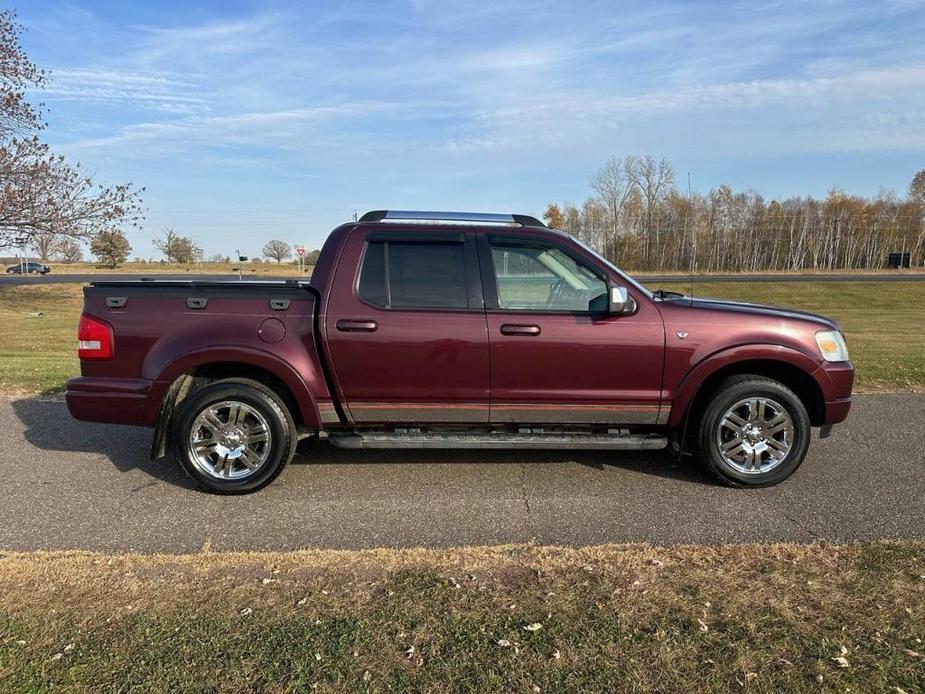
[461,64,925,153]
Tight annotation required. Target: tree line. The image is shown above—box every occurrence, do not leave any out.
[545,156,925,271]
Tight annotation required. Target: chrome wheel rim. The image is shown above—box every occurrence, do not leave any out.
[187,400,271,480]
[716,397,794,475]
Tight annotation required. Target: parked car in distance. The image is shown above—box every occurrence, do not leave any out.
[66,210,853,494]
[6,262,51,274]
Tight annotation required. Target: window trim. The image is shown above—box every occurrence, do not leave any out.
[478,234,612,316]
[355,235,483,313]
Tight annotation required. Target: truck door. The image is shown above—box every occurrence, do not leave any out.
[479,234,666,425]
[323,228,490,424]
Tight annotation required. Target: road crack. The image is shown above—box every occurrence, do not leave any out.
[779,507,822,540]
[519,463,531,518]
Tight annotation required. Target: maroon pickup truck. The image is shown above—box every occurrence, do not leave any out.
[66,210,853,493]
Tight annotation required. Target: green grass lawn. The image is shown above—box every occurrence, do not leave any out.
[0,280,922,394]
[657,280,925,391]
[1,542,922,692]
[0,284,82,394]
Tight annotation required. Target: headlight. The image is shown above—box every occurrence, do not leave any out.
[815,330,849,362]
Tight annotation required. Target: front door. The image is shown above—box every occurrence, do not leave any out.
[324,228,490,424]
[480,234,665,425]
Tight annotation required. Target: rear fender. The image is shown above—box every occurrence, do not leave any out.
[145,346,325,430]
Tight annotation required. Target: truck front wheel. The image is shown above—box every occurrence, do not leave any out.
[696,375,810,487]
[171,378,296,494]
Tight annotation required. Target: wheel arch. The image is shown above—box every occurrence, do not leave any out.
[147,351,322,460]
[670,347,826,429]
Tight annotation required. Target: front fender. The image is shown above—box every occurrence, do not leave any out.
[667,343,822,427]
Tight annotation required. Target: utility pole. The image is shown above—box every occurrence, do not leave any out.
[353,210,358,222]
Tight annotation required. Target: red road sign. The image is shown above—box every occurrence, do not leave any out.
[296,247,305,257]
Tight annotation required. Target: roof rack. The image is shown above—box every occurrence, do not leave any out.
[358,210,546,228]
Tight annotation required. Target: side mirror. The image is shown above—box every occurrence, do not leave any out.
[609,286,636,315]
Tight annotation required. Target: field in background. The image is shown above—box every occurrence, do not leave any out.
[8,261,923,276]
[1,542,922,691]
[0,280,922,394]
[11,260,312,276]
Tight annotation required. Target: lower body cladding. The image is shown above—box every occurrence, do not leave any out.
[327,427,668,450]
[346,401,669,426]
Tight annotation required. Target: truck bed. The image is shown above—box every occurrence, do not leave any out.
[68,277,334,430]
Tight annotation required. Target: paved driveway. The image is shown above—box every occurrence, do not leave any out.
[1,394,921,552]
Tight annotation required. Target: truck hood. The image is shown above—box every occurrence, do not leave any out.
[674,296,841,331]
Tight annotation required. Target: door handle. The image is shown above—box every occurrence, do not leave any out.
[500,323,541,336]
[336,319,378,332]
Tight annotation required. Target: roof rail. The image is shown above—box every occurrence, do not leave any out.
[358,210,546,228]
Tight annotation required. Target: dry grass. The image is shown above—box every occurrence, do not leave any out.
[1,542,923,691]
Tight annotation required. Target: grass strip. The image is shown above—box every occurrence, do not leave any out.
[1,542,923,692]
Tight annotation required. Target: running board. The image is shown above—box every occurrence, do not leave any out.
[328,430,668,450]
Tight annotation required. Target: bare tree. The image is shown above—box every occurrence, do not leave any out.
[590,156,636,258]
[262,239,292,263]
[55,237,83,263]
[626,155,674,266]
[31,232,55,261]
[90,228,132,267]
[153,228,180,263]
[0,11,144,250]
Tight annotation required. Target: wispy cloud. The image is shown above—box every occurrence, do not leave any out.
[41,68,208,114]
[64,102,400,154]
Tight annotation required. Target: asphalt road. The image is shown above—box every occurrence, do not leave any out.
[2,272,925,286]
[0,393,921,553]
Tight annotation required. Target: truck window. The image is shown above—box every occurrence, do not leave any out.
[358,240,469,309]
[489,242,608,312]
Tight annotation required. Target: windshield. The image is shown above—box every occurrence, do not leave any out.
[567,234,654,299]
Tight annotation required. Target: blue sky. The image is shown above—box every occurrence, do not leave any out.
[18,0,925,258]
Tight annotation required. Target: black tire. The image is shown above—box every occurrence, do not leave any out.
[171,378,296,494]
[695,375,810,487]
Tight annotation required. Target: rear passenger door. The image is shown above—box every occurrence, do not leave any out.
[324,229,490,424]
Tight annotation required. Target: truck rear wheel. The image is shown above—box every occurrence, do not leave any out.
[696,375,810,487]
[171,378,296,494]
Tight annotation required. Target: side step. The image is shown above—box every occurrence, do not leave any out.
[328,429,668,451]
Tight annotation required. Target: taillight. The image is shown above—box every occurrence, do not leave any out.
[77,314,114,360]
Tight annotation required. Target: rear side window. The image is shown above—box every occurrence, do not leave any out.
[358,240,468,309]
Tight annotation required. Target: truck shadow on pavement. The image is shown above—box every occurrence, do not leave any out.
[288,438,715,486]
[12,397,195,490]
[12,397,716,490]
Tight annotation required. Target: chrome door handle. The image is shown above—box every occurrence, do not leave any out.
[500,323,541,336]
[336,319,378,332]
